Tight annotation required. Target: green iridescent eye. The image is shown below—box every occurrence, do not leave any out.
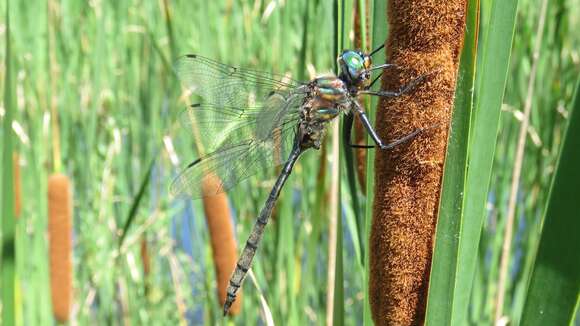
[345,51,363,69]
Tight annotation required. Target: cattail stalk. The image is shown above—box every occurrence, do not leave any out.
[370,1,467,325]
[48,174,73,323]
[201,174,242,315]
[353,0,372,192]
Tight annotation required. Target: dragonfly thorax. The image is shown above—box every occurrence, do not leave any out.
[298,76,350,150]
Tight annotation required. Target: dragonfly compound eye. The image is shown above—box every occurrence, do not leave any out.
[339,50,366,82]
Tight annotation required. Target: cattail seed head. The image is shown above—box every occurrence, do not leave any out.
[370,1,467,325]
[201,174,242,316]
[48,174,73,323]
[140,235,151,295]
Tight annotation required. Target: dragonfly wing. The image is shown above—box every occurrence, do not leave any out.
[170,121,297,198]
[178,88,305,153]
[175,54,303,108]
[173,54,309,197]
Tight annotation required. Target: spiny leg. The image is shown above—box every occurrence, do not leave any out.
[360,73,426,98]
[367,72,383,90]
[223,140,303,316]
[350,100,436,150]
[369,43,385,57]
[343,110,381,149]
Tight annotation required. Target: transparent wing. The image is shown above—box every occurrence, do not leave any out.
[172,55,309,197]
[178,89,305,152]
[170,116,299,198]
[175,54,304,109]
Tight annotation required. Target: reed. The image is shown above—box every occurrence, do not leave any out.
[369,1,467,324]
[48,174,73,323]
[201,174,242,316]
[353,0,371,192]
[13,153,21,218]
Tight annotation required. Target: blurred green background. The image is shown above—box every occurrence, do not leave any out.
[1,0,579,325]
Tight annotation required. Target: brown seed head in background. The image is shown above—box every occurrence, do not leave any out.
[48,173,73,323]
[201,174,242,315]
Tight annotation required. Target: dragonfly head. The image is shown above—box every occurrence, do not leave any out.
[338,50,372,87]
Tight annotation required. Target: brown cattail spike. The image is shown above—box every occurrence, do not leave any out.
[370,1,467,325]
[140,235,151,294]
[48,174,73,323]
[201,174,242,315]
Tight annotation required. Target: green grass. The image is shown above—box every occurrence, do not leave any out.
[2,2,17,325]
[1,0,579,324]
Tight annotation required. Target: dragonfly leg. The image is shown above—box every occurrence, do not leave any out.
[360,74,426,98]
[350,100,435,150]
[366,72,383,90]
[369,43,385,57]
[343,112,379,149]
[223,140,303,316]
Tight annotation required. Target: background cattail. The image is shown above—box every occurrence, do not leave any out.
[140,235,151,295]
[370,1,467,325]
[201,174,242,315]
[48,174,73,323]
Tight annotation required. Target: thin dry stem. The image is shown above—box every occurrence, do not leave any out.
[48,0,62,172]
[494,0,549,323]
[168,253,188,326]
[326,120,340,326]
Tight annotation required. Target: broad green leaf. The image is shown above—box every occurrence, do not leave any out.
[425,0,479,324]
[1,2,17,325]
[453,0,519,324]
[363,0,388,325]
[520,78,580,326]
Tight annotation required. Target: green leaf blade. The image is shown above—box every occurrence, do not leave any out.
[425,0,479,324]
[520,78,580,326]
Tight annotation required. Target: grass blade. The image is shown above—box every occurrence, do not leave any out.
[520,78,580,326]
[363,1,388,324]
[1,2,17,325]
[425,0,479,324]
[118,157,155,248]
[454,0,520,324]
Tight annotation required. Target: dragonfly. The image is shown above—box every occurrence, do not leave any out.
[172,44,429,315]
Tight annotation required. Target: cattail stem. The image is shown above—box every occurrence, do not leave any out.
[48,174,73,323]
[201,175,242,316]
[353,0,372,192]
[370,1,467,325]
